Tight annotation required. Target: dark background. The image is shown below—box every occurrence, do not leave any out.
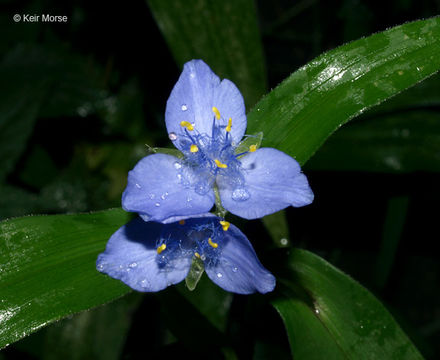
[1,0,439,359]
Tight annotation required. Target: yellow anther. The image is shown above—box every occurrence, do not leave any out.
[219,220,230,231]
[226,117,232,132]
[208,238,218,248]
[212,106,221,120]
[215,159,228,169]
[179,220,185,225]
[249,144,257,152]
[194,252,201,258]
[180,121,194,131]
[157,243,167,254]
[190,144,199,153]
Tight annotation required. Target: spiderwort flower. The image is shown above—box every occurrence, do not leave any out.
[96,216,275,294]
[122,60,313,222]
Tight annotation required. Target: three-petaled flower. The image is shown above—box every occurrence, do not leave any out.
[97,215,275,294]
[122,60,313,222]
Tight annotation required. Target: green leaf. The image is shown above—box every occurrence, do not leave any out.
[247,17,440,165]
[147,0,267,107]
[272,249,423,359]
[0,209,132,349]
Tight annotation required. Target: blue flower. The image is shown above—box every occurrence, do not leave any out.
[96,216,276,294]
[122,59,313,222]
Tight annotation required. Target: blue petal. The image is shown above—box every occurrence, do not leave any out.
[219,148,314,219]
[122,154,215,222]
[142,212,216,224]
[204,223,276,294]
[96,218,192,292]
[165,60,246,148]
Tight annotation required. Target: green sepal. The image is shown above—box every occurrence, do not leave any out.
[185,257,205,291]
[234,132,263,156]
[146,144,184,158]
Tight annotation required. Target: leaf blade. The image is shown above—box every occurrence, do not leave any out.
[0,209,131,349]
[272,249,423,360]
[247,17,440,165]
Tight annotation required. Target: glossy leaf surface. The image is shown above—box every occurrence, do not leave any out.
[0,209,132,349]
[247,17,440,165]
[273,249,423,359]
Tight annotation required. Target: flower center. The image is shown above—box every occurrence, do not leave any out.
[173,107,250,198]
[155,218,229,268]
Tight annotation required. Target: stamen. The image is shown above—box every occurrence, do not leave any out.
[215,159,228,169]
[194,252,201,258]
[180,121,194,131]
[212,107,221,120]
[208,238,218,248]
[157,243,167,254]
[190,144,199,153]
[226,117,232,132]
[179,220,185,225]
[249,144,257,152]
[219,221,230,231]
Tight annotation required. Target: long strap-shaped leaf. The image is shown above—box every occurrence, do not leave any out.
[247,16,440,165]
[0,209,131,348]
[273,249,423,359]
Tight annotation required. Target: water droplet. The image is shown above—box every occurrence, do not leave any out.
[232,267,238,273]
[129,262,138,268]
[217,272,223,278]
[315,308,320,314]
[181,104,188,111]
[161,193,167,200]
[168,132,177,141]
[194,181,210,195]
[141,279,148,288]
[174,162,182,169]
[97,263,105,271]
[280,238,288,246]
[201,254,206,261]
[232,188,250,201]
[135,183,141,189]
[155,202,160,207]
[187,197,192,202]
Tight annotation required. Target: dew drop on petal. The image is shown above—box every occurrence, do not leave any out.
[155,202,161,207]
[181,104,188,111]
[232,267,238,273]
[97,263,105,271]
[168,132,177,141]
[141,279,148,288]
[129,262,138,268]
[232,188,250,201]
[135,183,141,189]
[174,162,182,169]
[194,181,210,195]
[217,272,223,278]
